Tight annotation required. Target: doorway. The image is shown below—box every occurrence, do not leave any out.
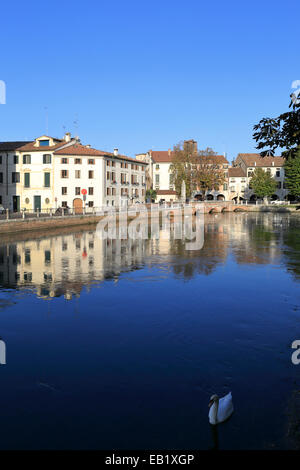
[12,196,20,212]
[73,198,83,214]
[34,196,41,212]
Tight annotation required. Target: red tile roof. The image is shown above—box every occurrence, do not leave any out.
[151,150,229,165]
[18,140,67,152]
[54,144,107,156]
[228,167,247,177]
[151,151,173,163]
[236,153,285,167]
[54,144,148,164]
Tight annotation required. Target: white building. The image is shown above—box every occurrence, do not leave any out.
[233,153,288,202]
[0,134,147,212]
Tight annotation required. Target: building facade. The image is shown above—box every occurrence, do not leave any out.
[0,134,147,212]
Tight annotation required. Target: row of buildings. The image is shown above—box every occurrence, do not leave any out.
[136,140,288,203]
[0,135,291,212]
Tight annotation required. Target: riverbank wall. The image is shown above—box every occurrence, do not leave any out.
[0,203,299,235]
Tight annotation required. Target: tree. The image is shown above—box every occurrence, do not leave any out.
[284,149,300,200]
[253,89,300,160]
[169,141,197,198]
[194,157,226,200]
[249,168,277,201]
[146,188,157,202]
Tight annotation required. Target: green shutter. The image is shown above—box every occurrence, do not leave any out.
[24,173,30,187]
[44,172,50,187]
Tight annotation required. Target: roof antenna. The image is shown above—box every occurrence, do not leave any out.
[73,114,79,139]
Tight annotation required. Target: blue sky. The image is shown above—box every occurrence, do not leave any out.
[1,0,299,162]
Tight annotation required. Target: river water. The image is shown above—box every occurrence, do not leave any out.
[0,212,299,449]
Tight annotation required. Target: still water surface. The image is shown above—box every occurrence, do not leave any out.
[0,212,299,449]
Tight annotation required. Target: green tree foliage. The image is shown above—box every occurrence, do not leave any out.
[284,149,300,199]
[146,189,157,202]
[253,89,300,160]
[249,168,277,199]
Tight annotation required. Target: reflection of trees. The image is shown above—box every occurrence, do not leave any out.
[230,214,281,265]
[282,225,300,281]
[169,224,228,279]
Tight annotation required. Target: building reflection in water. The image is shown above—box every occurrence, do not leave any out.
[0,212,297,300]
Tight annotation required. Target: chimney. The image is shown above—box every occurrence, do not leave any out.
[254,161,257,166]
[272,161,274,166]
[114,148,118,156]
[64,132,71,142]
[168,148,171,156]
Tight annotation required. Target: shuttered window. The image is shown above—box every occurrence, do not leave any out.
[44,172,50,187]
[24,173,30,188]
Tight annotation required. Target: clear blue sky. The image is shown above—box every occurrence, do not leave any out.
[1,0,299,162]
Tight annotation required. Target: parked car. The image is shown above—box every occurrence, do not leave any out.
[270,200,285,205]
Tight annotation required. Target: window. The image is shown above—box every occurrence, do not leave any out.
[62,187,67,195]
[44,172,50,187]
[43,154,51,164]
[62,201,68,207]
[61,170,68,178]
[88,159,95,165]
[107,161,111,167]
[276,170,280,177]
[230,186,235,192]
[24,272,32,282]
[156,164,160,170]
[14,155,19,164]
[75,170,81,178]
[107,171,110,180]
[155,174,160,184]
[23,154,31,164]
[61,158,68,164]
[88,201,94,207]
[44,250,51,264]
[75,187,81,195]
[112,188,116,196]
[88,170,94,179]
[88,187,94,195]
[107,187,111,196]
[24,173,30,188]
[0,173,3,183]
[39,140,49,146]
[223,183,228,190]
[0,156,2,164]
[25,249,31,264]
[277,182,282,189]
[75,158,82,164]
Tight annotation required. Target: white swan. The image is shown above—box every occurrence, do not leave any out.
[208,392,233,425]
